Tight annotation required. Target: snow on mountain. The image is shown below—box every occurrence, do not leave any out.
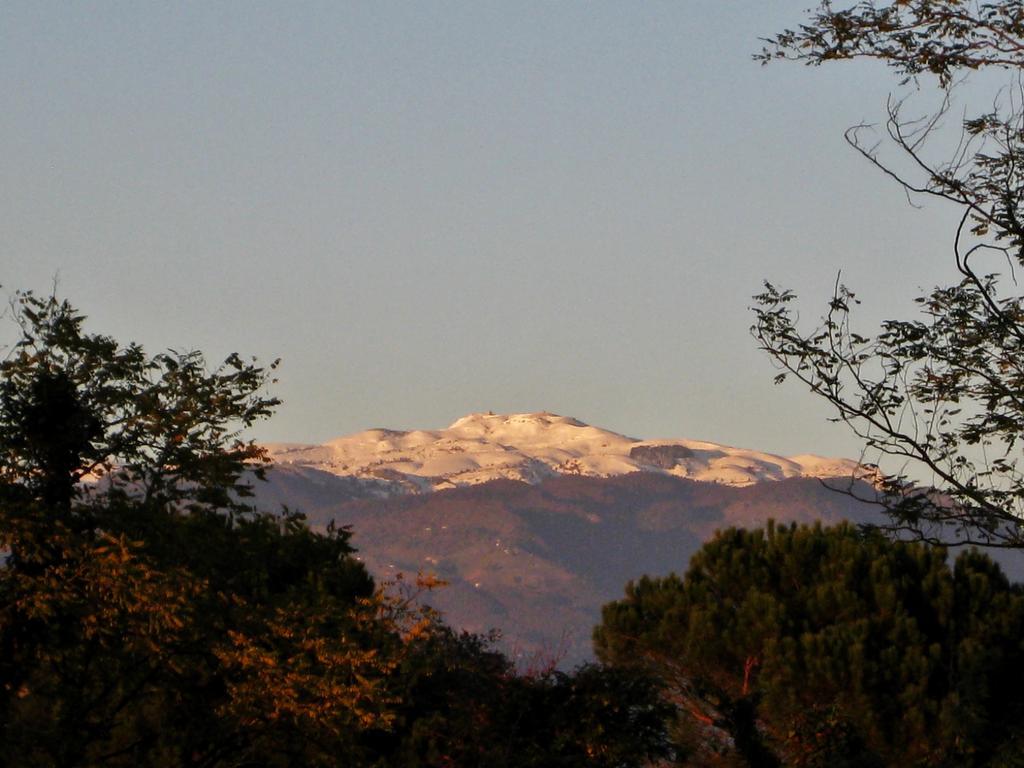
[264,411,863,492]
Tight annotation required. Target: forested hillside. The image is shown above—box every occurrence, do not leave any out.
[252,471,890,663]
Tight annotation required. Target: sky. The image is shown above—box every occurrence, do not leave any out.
[0,2,978,459]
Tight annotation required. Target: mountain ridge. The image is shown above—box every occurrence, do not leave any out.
[263,411,864,493]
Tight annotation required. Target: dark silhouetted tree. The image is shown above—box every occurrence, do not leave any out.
[754,2,1024,550]
[0,292,398,767]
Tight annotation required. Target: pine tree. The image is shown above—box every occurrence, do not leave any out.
[594,523,1024,766]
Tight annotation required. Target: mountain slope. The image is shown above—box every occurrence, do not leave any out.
[254,470,888,665]
[256,412,1024,665]
[265,411,863,492]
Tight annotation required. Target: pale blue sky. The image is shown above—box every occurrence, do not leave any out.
[1,2,969,457]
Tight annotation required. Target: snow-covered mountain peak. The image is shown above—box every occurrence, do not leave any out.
[444,411,629,447]
[449,411,587,429]
[265,411,864,494]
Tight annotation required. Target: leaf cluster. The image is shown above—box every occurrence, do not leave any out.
[758,1,1024,86]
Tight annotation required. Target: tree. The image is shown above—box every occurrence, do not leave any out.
[0,291,400,767]
[753,1,1024,548]
[374,626,673,768]
[594,522,1024,767]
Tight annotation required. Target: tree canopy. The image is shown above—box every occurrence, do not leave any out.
[754,1,1024,548]
[594,522,1024,767]
[0,291,399,767]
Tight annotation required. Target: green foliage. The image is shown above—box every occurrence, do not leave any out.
[594,522,1024,767]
